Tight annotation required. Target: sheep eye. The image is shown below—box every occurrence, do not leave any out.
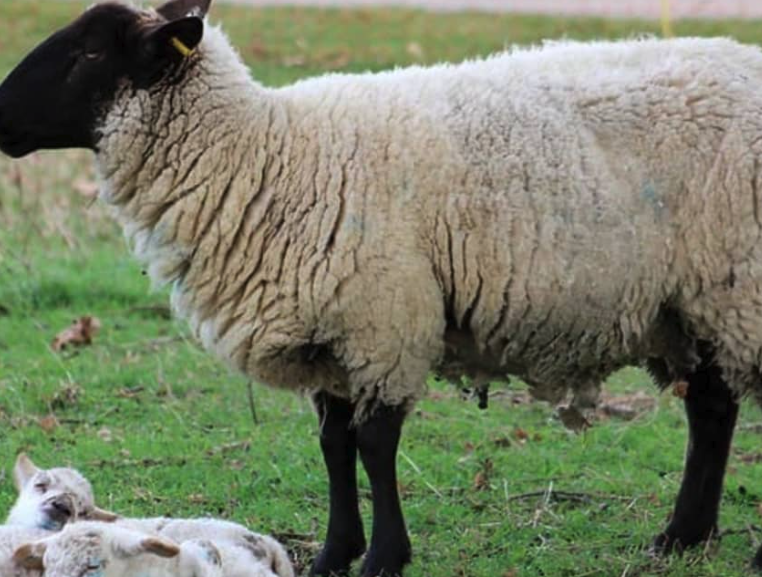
[34,481,48,492]
[83,51,101,61]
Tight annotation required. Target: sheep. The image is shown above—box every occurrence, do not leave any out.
[10,521,287,577]
[5,459,294,577]
[3,0,762,574]
[6,454,117,530]
[0,526,50,577]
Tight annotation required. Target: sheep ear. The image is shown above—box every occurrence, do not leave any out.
[140,537,181,558]
[114,535,180,559]
[89,506,120,522]
[13,453,41,491]
[144,17,204,60]
[12,543,46,571]
[156,0,212,20]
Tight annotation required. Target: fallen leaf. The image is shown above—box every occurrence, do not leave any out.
[406,41,424,60]
[188,493,207,504]
[513,427,529,442]
[38,414,59,433]
[51,384,81,410]
[97,427,113,443]
[51,316,101,351]
[473,458,493,491]
[557,406,591,433]
[72,178,99,198]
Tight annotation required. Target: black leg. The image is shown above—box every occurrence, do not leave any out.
[356,403,411,577]
[310,392,366,577]
[653,359,739,553]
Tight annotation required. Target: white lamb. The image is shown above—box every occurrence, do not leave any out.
[6,454,116,531]
[11,521,287,577]
[5,458,294,577]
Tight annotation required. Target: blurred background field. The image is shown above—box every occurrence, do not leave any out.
[3,2,762,576]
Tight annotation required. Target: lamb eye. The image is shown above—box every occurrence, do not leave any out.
[34,481,48,492]
[83,51,101,61]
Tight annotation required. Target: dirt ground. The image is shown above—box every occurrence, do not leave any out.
[219,0,762,19]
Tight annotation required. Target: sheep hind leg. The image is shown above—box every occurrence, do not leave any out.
[357,402,411,577]
[652,357,739,554]
[310,392,367,577]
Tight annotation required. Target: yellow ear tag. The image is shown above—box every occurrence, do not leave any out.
[170,36,194,57]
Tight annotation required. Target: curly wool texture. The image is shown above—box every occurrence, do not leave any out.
[96,18,762,419]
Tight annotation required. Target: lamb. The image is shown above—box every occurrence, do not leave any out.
[10,521,287,577]
[6,454,117,530]
[10,521,219,577]
[114,518,294,577]
[6,461,294,577]
[2,0,762,574]
[0,526,50,577]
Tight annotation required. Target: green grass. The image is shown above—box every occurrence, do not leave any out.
[2,2,762,576]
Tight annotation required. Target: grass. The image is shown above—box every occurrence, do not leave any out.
[2,2,762,576]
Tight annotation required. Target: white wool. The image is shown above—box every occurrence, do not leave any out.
[95,12,762,418]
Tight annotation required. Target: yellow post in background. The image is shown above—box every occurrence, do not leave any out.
[661,0,674,37]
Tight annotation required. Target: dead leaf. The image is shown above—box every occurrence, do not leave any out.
[473,459,493,491]
[557,406,591,433]
[51,316,101,351]
[406,42,424,60]
[492,436,512,448]
[188,493,207,504]
[38,414,59,433]
[116,386,145,399]
[502,571,518,577]
[672,380,689,398]
[72,178,99,198]
[97,427,113,443]
[513,427,529,443]
[51,384,82,410]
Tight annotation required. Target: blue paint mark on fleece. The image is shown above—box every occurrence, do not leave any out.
[641,181,666,218]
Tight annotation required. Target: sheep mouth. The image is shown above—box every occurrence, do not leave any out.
[41,500,74,528]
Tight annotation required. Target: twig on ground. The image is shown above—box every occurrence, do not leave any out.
[247,381,259,425]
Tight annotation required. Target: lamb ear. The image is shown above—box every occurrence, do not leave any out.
[89,506,120,522]
[114,535,180,559]
[12,542,46,571]
[156,0,212,21]
[13,453,41,491]
[144,17,204,60]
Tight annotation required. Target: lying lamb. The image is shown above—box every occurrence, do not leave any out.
[4,0,762,574]
[6,459,294,577]
[11,521,287,577]
[6,454,116,530]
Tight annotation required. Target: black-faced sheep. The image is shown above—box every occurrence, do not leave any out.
[2,0,762,574]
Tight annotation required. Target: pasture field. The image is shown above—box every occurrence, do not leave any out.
[2,3,762,575]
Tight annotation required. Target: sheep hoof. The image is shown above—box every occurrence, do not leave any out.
[360,540,411,577]
[310,540,366,577]
[650,525,715,556]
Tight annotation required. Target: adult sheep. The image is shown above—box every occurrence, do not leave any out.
[0,0,759,574]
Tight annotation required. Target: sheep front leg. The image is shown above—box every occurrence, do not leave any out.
[311,391,367,577]
[357,402,411,577]
[652,360,738,554]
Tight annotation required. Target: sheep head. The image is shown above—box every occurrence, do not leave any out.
[7,453,117,530]
[0,0,213,158]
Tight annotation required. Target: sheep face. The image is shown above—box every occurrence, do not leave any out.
[12,523,184,577]
[7,454,117,530]
[0,0,209,158]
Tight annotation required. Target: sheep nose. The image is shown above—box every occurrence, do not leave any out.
[50,498,73,520]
